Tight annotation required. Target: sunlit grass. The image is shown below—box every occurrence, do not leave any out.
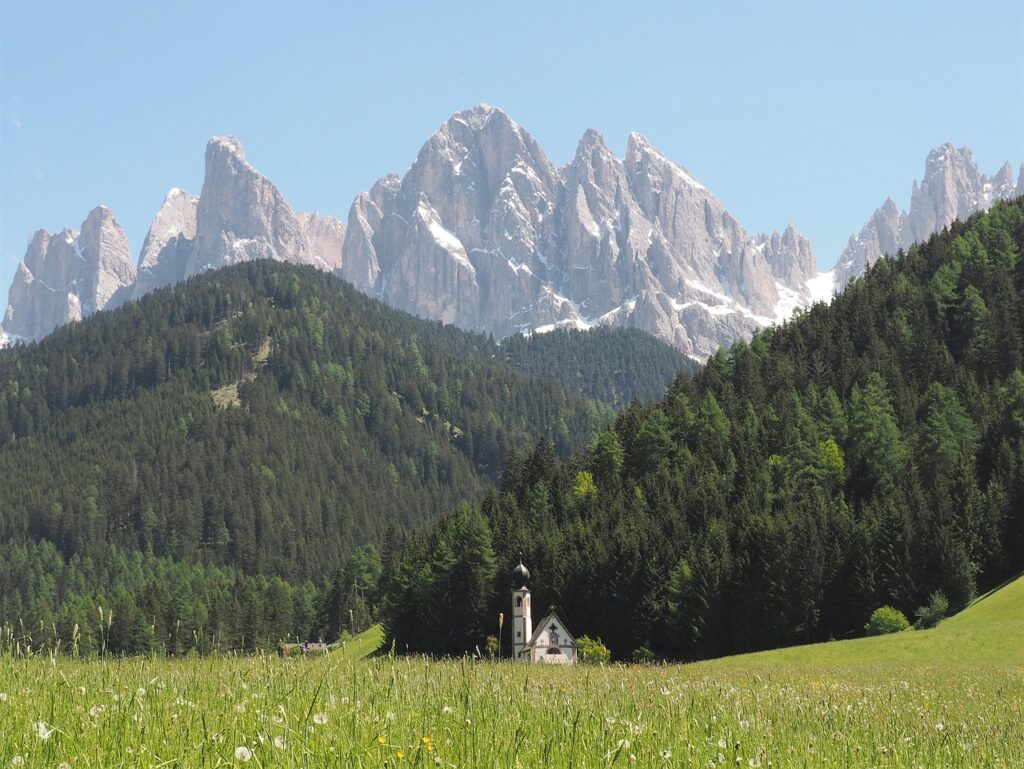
[0,653,1019,767]
[1,581,1021,767]
[332,624,384,661]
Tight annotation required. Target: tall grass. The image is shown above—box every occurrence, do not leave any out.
[0,653,1020,767]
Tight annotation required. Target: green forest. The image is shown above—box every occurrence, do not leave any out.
[379,199,1024,659]
[3,198,1023,659]
[0,263,692,653]
[499,327,696,409]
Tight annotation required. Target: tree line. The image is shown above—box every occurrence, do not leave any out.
[379,198,1024,660]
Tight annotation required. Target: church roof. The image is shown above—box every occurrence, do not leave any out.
[522,611,577,652]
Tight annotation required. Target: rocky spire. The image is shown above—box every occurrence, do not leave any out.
[833,143,1021,292]
[186,136,316,276]
[2,207,135,341]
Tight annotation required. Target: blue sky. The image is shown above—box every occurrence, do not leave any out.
[2,0,1022,289]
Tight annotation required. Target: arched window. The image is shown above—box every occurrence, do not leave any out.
[516,596,522,607]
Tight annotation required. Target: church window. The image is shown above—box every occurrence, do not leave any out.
[516,596,522,607]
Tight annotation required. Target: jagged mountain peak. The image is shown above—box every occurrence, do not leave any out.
[1,206,135,342]
[137,188,199,273]
[207,134,246,161]
[625,132,707,194]
[833,142,1021,292]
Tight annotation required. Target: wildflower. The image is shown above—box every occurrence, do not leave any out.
[35,721,55,740]
[11,757,24,767]
[396,750,405,760]
[442,705,454,715]
[718,738,728,749]
[60,763,72,769]
[422,735,433,746]
[136,687,146,698]
[273,736,286,750]
[234,746,253,762]
[89,704,105,717]
[377,736,386,744]
[935,722,945,732]
[434,757,443,766]
[748,759,762,768]
[617,739,631,750]
[0,693,7,702]
[660,749,672,759]
[235,702,247,713]
[313,712,328,725]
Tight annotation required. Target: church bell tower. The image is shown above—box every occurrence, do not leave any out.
[511,559,532,661]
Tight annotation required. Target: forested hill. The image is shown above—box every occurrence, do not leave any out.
[500,327,697,409]
[381,198,1024,660]
[0,261,616,582]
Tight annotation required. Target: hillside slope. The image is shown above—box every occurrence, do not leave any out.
[381,198,1024,660]
[499,327,696,408]
[703,574,1023,669]
[0,261,607,583]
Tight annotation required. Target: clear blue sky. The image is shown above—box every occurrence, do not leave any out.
[2,0,1022,289]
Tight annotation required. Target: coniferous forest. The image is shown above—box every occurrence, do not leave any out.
[380,199,1024,659]
[3,199,1024,658]
[0,263,685,652]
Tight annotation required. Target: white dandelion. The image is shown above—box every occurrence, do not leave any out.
[312,712,328,725]
[34,721,55,740]
[234,746,253,762]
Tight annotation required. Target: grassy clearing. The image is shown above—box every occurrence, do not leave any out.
[0,582,1020,767]
[702,573,1024,670]
[332,625,384,661]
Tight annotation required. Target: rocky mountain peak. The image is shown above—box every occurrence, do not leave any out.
[834,142,1020,292]
[139,189,199,271]
[188,135,316,275]
[2,207,135,342]
[207,135,246,162]
[757,224,817,289]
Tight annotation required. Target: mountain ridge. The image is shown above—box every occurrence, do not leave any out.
[3,108,1020,359]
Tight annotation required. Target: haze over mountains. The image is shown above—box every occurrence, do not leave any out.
[3,106,1021,357]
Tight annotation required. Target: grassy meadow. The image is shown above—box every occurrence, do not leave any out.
[0,579,1021,768]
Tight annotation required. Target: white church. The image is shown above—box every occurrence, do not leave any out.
[511,560,578,664]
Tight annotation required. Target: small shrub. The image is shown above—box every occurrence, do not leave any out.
[576,635,610,664]
[914,591,950,629]
[865,606,910,636]
[484,635,498,659]
[631,645,657,663]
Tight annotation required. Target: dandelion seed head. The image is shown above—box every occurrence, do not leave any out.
[312,712,328,725]
[234,746,253,762]
[34,720,55,740]
[273,736,286,750]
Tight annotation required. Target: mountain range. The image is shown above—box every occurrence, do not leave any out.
[3,105,1021,358]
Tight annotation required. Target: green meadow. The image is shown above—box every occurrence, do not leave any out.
[0,578,1021,768]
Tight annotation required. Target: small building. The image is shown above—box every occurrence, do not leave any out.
[510,560,577,664]
[278,641,329,657]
